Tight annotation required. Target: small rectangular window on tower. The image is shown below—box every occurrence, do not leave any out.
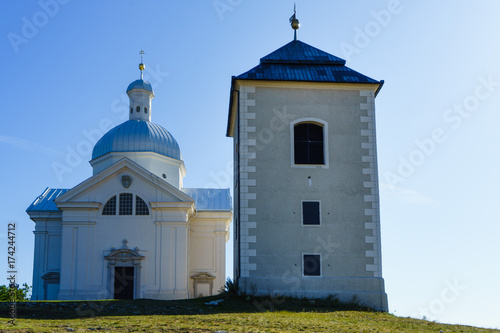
[303,254,321,276]
[302,201,320,225]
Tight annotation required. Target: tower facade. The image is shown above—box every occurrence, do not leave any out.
[227,39,388,311]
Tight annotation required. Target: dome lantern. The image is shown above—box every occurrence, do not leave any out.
[127,50,154,122]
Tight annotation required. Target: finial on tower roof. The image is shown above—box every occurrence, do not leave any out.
[139,49,145,80]
[289,3,300,41]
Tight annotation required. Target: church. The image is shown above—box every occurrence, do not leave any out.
[27,60,232,301]
[227,14,388,311]
[28,13,387,310]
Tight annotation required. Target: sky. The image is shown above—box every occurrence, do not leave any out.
[1,0,500,329]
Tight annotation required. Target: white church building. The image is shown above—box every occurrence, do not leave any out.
[27,62,232,301]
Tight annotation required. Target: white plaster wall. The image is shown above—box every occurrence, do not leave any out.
[32,157,231,301]
[57,166,191,300]
[128,90,152,122]
[30,218,62,300]
[189,211,231,297]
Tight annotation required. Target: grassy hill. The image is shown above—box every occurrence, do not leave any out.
[1,295,497,332]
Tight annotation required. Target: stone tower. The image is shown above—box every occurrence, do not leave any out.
[226,28,388,310]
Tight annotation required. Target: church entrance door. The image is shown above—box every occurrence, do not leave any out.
[114,266,134,299]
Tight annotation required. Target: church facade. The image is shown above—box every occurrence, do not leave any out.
[227,31,388,310]
[27,65,232,300]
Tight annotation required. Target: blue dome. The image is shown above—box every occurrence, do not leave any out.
[126,79,153,93]
[92,120,181,160]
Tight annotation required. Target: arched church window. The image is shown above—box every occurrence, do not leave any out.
[102,196,117,215]
[119,193,133,215]
[144,107,147,114]
[136,196,149,215]
[136,106,140,113]
[294,123,324,164]
[102,193,150,216]
[130,107,133,114]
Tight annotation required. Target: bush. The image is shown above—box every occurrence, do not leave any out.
[220,277,241,297]
[0,283,31,302]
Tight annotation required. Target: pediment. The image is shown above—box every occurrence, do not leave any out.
[104,247,144,265]
[55,157,193,207]
[191,272,216,280]
[41,272,60,281]
[104,248,144,261]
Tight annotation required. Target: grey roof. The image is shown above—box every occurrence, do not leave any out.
[26,188,68,212]
[183,188,232,210]
[27,187,231,212]
[126,79,153,93]
[236,40,380,84]
[92,120,181,160]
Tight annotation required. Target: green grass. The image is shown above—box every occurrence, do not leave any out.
[0,295,497,332]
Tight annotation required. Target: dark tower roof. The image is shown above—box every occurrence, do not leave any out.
[235,40,380,84]
[260,40,346,65]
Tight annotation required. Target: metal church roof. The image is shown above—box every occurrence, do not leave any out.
[92,120,181,161]
[183,188,232,210]
[26,188,68,212]
[236,40,380,84]
[26,187,231,212]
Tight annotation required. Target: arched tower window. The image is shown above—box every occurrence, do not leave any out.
[136,106,140,113]
[103,196,117,215]
[294,123,324,164]
[130,107,133,114]
[144,107,147,114]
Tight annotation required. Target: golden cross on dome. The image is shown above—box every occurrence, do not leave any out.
[139,50,145,80]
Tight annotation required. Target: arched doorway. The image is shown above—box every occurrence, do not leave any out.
[104,243,144,299]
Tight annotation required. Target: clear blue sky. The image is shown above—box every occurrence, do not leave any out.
[1,0,499,329]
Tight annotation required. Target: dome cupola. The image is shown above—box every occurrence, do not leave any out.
[127,56,154,122]
[90,51,186,188]
[91,120,181,160]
